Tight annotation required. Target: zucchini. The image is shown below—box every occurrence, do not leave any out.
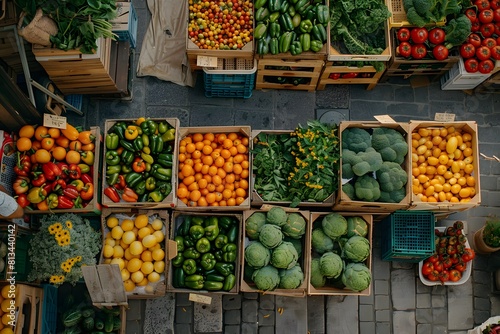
[104,313,114,333]
[62,310,83,327]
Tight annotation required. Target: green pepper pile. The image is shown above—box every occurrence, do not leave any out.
[254,0,329,55]
[172,215,239,292]
[103,118,176,204]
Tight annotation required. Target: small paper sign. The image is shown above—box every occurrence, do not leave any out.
[43,113,67,129]
[189,293,212,305]
[197,56,218,67]
[374,115,396,123]
[434,113,456,122]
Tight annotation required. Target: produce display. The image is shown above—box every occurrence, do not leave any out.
[176,131,250,207]
[310,213,371,292]
[396,27,454,60]
[171,215,239,292]
[0,241,6,279]
[103,118,176,204]
[420,221,475,283]
[187,0,254,50]
[0,285,14,333]
[254,0,329,55]
[252,120,339,206]
[243,207,307,291]
[13,123,97,211]
[403,0,463,27]
[341,127,409,203]
[411,125,477,203]
[102,213,166,293]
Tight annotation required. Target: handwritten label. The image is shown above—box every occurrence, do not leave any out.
[43,114,67,129]
[434,113,456,122]
[197,56,218,68]
[189,293,212,305]
[374,115,396,123]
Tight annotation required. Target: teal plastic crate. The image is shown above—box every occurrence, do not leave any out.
[42,284,58,334]
[112,2,138,48]
[0,227,32,281]
[381,211,435,262]
[203,59,256,98]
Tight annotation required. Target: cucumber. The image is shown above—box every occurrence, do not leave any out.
[82,307,95,318]
[104,313,114,333]
[112,316,121,331]
[95,319,105,330]
[62,310,82,328]
[82,316,94,330]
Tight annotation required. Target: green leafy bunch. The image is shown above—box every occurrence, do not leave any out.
[28,213,101,285]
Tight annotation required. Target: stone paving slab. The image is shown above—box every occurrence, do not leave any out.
[448,280,474,330]
[326,296,359,333]
[275,296,308,334]
[194,294,223,333]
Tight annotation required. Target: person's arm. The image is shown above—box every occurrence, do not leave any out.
[0,185,24,220]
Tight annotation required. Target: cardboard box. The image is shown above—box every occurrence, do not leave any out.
[306,212,373,296]
[408,121,481,213]
[101,118,179,209]
[334,121,412,213]
[167,211,243,294]
[239,206,310,297]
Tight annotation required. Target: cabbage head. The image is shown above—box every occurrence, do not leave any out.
[252,265,280,291]
[271,241,298,269]
[342,263,371,292]
[322,213,347,239]
[320,252,343,279]
[245,241,271,269]
[282,213,306,239]
[245,212,267,239]
[284,237,302,258]
[311,228,334,254]
[267,207,288,227]
[343,236,370,263]
[310,257,326,288]
[259,224,284,249]
[278,264,304,289]
[346,216,368,238]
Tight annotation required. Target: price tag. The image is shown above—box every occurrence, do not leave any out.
[434,113,456,122]
[43,114,67,129]
[374,115,396,123]
[189,293,212,305]
[197,56,218,68]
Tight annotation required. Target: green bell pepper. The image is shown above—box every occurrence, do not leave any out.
[152,167,172,181]
[133,137,144,152]
[295,0,311,14]
[111,122,127,140]
[219,216,236,230]
[254,22,268,40]
[200,253,216,271]
[299,19,313,33]
[177,217,192,236]
[255,0,267,9]
[191,216,204,226]
[305,5,317,21]
[157,153,173,168]
[292,13,301,28]
[140,119,158,136]
[227,224,238,244]
[156,181,172,195]
[215,262,234,277]
[106,133,119,150]
[311,24,327,43]
[288,5,296,16]
[270,37,279,54]
[125,172,143,189]
[206,273,225,282]
[204,217,219,241]
[310,39,323,52]
[279,0,289,13]
[189,225,205,240]
[182,259,197,275]
[185,275,204,290]
[106,173,119,187]
[269,11,280,23]
[290,40,303,55]
[269,22,281,38]
[175,236,185,252]
[148,190,165,203]
[214,235,228,249]
[171,253,184,267]
[134,180,146,195]
[300,33,311,52]
[184,235,196,248]
[316,4,329,24]
[183,247,201,259]
[150,134,164,155]
[196,237,211,253]
[158,121,169,134]
[161,128,176,142]
[106,165,121,175]
[173,267,185,288]
[222,243,238,262]
[256,39,269,55]
[105,150,120,166]
[278,13,294,31]
[255,7,270,22]
[268,0,281,12]
[120,139,135,152]
[145,177,156,191]
[138,193,149,202]
[279,31,293,53]
[204,281,224,291]
[121,150,134,165]
[214,249,224,262]
[122,164,133,174]
[223,274,236,291]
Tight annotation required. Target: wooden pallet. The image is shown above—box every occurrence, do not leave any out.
[317,62,385,90]
[255,58,324,91]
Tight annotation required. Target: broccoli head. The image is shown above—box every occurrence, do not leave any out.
[444,15,472,47]
[375,161,408,192]
[342,128,371,153]
[354,174,381,202]
[342,182,355,200]
[379,188,407,203]
[342,148,383,178]
[371,127,408,164]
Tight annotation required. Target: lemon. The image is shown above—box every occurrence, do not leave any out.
[111,226,124,240]
[153,230,165,243]
[138,227,151,240]
[103,244,114,258]
[141,261,154,275]
[141,250,153,262]
[152,249,165,262]
[104,238,116,247]
[120,240,129,250]
[134,214,149,229]
[131,271,144,284]
[127,258,143,273]
[151,218,163,231]
[142,235,157,249]
[122,231,136,245]
[106,216,119,229]
[124,248,139,261]
[113,245,124,259]
[144,284,155,294]
[1,300,11,313]
[0,325,13,333]
[149,244,161,251]
[1,313,10,326]
[137,277,149,286]
[111,258,125,271]
[103,258,112,264]
[121,268,130,281]
[129,241,144,256]
[153,261,165,274]
[148,272,161,283]
[121,219,135,232]
[1,286,11,300]
[147,224,155,234]
[123,279,136,292]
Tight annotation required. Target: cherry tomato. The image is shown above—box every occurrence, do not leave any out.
[433,44,449,60]
[398,41,412,57]
[479,9,494,23]
[468,33,482,47]
[411,43,427,59]
[411,28,428,43]
[479,59,495,73]
[454,262,467,272]
[460,43,476,58]
[397,28,411,42]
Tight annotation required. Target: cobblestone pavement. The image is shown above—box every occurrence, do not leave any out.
[64,0,500,332]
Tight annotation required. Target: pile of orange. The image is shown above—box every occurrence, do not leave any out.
[0,285,14,333]
[177,132,250,207]
[411,126,476,203]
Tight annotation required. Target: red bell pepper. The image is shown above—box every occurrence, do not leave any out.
[42,162,62,181]
[68,164,81,180]
[70,179,84,192]
[56,162,70,180]
[31,172,46,187]
[14,152,31,177]
[81,173,93,184]
[104,186,121,203]
[57,195,74,209]
[80,183,94,201]
[122,187,138,202]
[62,185,80,200]
[51,179,67,193]
[116,175,126,190]
[13,177,30,195]
[16,193,30,208]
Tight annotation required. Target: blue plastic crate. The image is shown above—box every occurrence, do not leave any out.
[42,284,58,334]
[112,2,138,48]
[381,210,435,262]
[203,59,256,98]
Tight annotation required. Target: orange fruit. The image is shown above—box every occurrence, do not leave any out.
[48,128,60,138]
[217,133,227,144]
[223,161,233,173]
[65,150,81,164]
[221,149,231,159]
[235,188,246,197]
[189,190,201,202]
[177,187,189,199]
[19,125,35,138]
[183,175,196,186]
[186,143,196,153]
[192,150,202,159]
[197,197,208,206]
[204,133,215,142]
[34,126,48,141]
[202,145,213,155]
[16,137,32,152]
[227,198,236,206]
[51,146,67,161]
[214,156,225,167]
[181,164,194,177]
[217,168,227,179]
[208,165,218,176]
[193,133,204,142]
[206,193,216,204]
[35,149,51,163]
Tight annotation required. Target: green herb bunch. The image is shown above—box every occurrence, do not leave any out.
[28,213,101,285]
[483,218,500,248]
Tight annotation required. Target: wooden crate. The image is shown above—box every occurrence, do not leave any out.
[385,0,446,28]
[13,284,44,334]
[0,0,18,27]
[317,62,385,90]
[255,58,324,91]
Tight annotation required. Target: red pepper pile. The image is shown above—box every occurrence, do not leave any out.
[396,27,450,60]
[421,221,475,283]
[460,1,500,73]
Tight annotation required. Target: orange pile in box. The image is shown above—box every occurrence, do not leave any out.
[177,132,250,207]
[0,286,14,334]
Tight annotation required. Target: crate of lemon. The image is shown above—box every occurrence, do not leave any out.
[408,121,481,213]
[100,209,168,298]
[0,283,45,334]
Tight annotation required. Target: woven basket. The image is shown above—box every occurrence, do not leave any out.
[17,8,58,46]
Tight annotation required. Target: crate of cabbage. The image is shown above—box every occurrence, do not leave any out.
[307,212,373,295]
[334,121,412,213]
[240,206,310,296]
[167,212,242,294]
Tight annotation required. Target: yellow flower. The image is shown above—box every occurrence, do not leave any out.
[53,222,62,232]
[60,230,69,237]
[61,263,71,273]
[75,256,82,261]
[49,275,59,283]
[65,221,73,229]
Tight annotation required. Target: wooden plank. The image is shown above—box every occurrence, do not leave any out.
[317,62,384,90]
[96,264,128,305]
[82,265,106,305]
[255,58,323,91]
[114,41,130,93]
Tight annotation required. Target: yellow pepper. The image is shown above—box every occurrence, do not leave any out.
[136,117,146,126]
[125,125,139,140]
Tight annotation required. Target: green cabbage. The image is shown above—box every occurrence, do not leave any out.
[311,228,334,254]
[244,241,271,269]
[284,237,302,258]
[346,216,368,238]
[343,236,370,263]
[245,212,267,239]
[271,241,298,269]
[322,213,348,239]
[342,263,371,292]
[258,224,284,249]
[310,257,326,288]
[278,264,304,289]
[282,213,306,239]
[319,252,343,279]
[267,207,288,227]
[252,265,280,291]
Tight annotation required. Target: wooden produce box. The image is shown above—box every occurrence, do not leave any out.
[317,62,385,91]
[98,208,169,299]
[101,118,179,209]
[385,0,446,28]
[408,121,481,213]
[255,58,324,91]
[166,211,243,294]
[12,284,43,334]
[334,121,412,213]
[175,126,252,211]
[250,130,335,208]
[239,207,310,297]
[307,212,373,296]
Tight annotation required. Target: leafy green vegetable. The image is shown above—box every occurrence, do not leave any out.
[245,212,267,240]
[311,228,334,254]
[319,251,343,278]
[245,241,271,269]
[267,207,288,227]
[375,161,408,192]
[444,15,472,48]
[259,224,284,249]
[343,236,371,262]
[282,213,307,239]
[252,265,280,291]
[310,257,326,288]
[342,147,383,178]
[271,241,299,269]
[403,0,462,27]
[342,128,372,153]
[354,174,381,202]
[346,217,368,238]
[342,263,372,292]
[278,264,304,289]
[322,213,348,240]
[371,128,408,164]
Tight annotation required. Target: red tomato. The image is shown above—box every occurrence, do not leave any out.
[428,254,440,264]
[433,261,444,273]
[460,43,476,58]
[479,9,494,23]
[494,8,500,21]
[427,270,440,282]
[476,0,490,10]
[495,23,500,36]
[471,21,481,32]
[411,43,427,59]
[439,270,450,283]
[479,59,495,73]
[491,45,500,59]
[442,257,453,269]
[421,261,434,276]
[329,73,341,80]
[480,23,495,37]
[468,33,482,47]
[433,45,449,60]
[492,0,500,10]
[449,269,462,282]
[462,248,476,262]
[411,28,428,43]
[477,45,492,60]
[483,37,497,49]
[428,28,446,44]
[465,8,478,22]
[454,262,467,272]
[397,28,411,42]
[465,58,480,72]
[398,41,412,57]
